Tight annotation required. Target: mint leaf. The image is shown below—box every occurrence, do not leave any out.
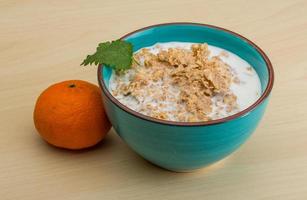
[81,40,133,71]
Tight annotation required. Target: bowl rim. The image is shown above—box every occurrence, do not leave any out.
[97,22,274,127]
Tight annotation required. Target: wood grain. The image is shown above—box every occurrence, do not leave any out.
[1,0,307,199]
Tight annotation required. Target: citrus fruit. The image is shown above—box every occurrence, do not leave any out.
[33,80,111,149]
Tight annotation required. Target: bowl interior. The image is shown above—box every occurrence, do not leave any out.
[102,23,270,95]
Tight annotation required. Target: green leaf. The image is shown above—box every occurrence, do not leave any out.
[81,40,133,71]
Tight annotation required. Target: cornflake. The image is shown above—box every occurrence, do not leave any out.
[112,43,240,122]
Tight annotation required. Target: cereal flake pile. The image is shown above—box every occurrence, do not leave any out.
[111,43,239,122]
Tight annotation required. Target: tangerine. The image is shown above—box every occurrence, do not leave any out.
[33,80,111,149]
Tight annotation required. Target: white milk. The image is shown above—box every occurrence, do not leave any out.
[109,42,262,120]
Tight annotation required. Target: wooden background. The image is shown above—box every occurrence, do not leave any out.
[1,0,307,199]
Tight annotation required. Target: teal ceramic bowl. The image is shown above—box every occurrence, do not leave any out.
[98,23,274,172]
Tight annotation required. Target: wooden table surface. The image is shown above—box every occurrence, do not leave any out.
[1,0,307,199]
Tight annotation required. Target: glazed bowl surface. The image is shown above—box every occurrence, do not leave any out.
[98,23,274,172]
